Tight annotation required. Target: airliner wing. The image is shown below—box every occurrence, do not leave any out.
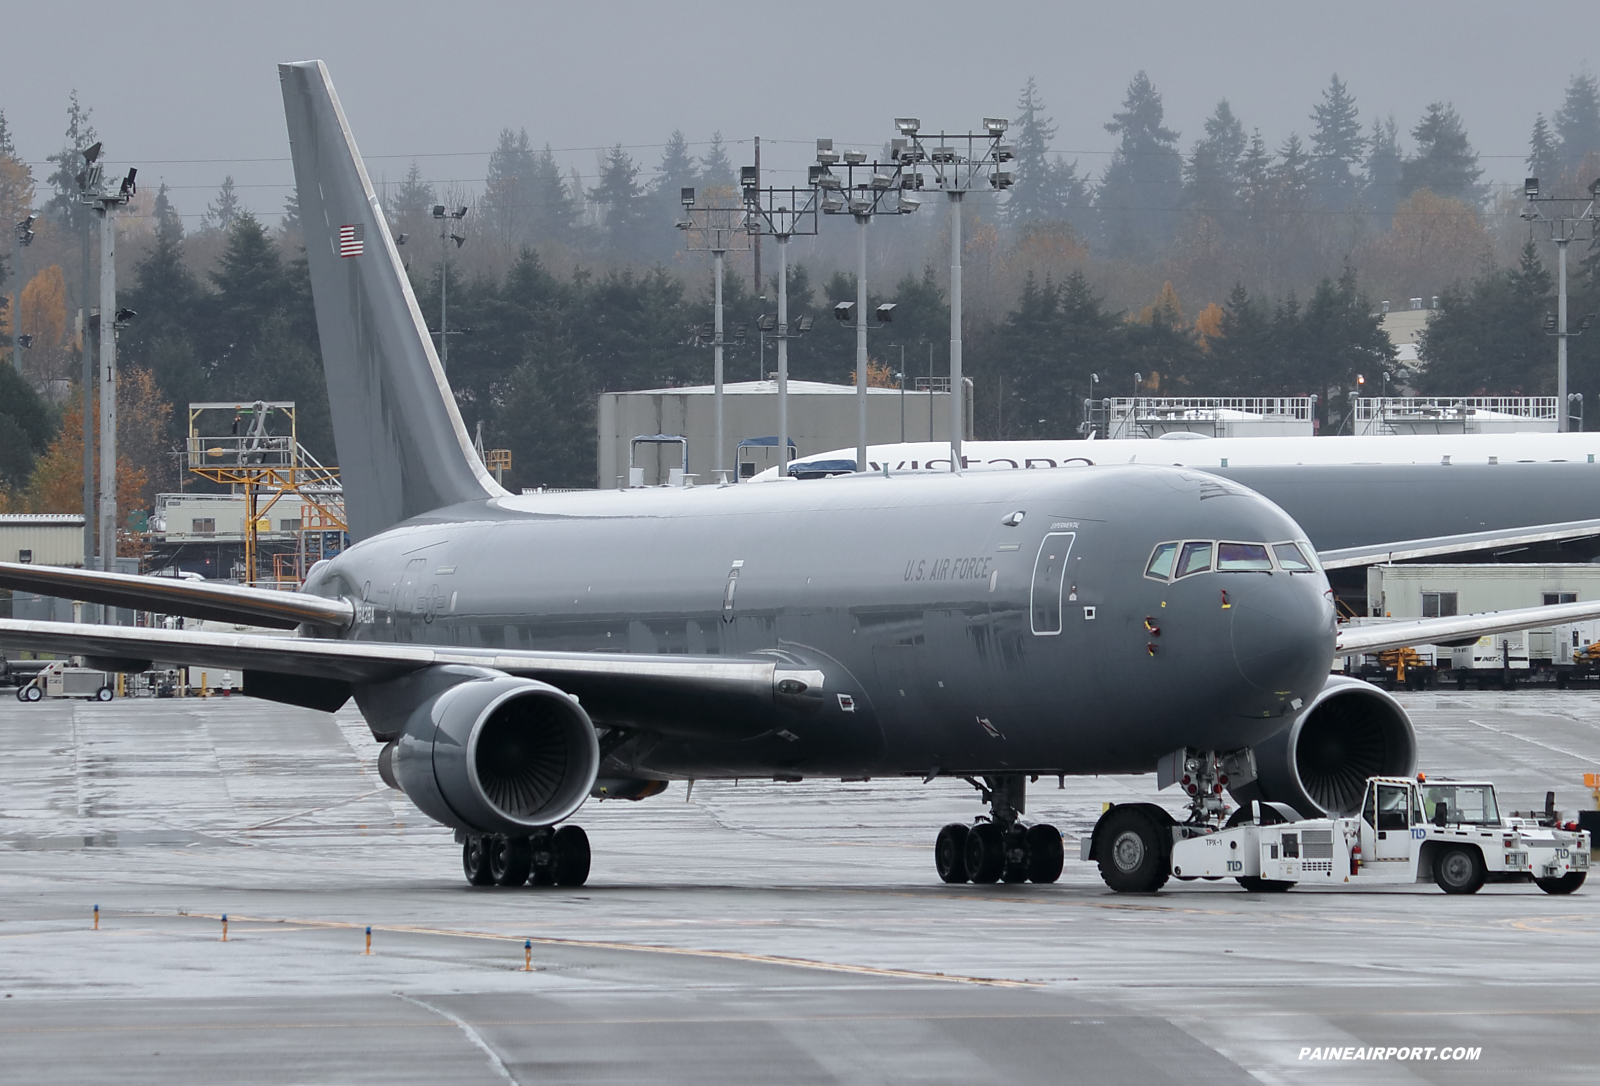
[1317,518,1600,569]
[0,561,353,630]
[1335,598,1600,655]
[0,618,782,725]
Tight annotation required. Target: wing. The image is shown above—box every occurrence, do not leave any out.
[1318,518,1600,570]
[1336,598,1600,656]
[0,618,796,735]
[0,560,352,630]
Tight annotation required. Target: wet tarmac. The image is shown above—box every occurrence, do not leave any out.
[1,690,1598,1083]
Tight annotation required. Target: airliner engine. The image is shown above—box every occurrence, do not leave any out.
[386,674,600,834]
[1247,676,1417,817]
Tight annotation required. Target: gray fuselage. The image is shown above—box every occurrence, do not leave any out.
[307,465,1336,781]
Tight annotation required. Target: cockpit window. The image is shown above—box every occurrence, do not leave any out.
[1145,542,1178,581]
[1217,542,1272,571]
[1176,541,1213,578]
[1272,542,1314,571]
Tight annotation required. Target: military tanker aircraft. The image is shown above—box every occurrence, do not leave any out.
[1,61,1596,893]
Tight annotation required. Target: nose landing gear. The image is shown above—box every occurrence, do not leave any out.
[934,773,1064,885]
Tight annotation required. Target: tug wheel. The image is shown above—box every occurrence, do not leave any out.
[1095,807,1170,893]
[1236,875,1294,893]
[1434,845,1486,894]
[1534,872,1586,895]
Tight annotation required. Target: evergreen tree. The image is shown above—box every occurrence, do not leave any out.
[1096,71,1183,256]
[0,109,12,156]
[1418,241,1553,394]
[528,144,577,244]
[1201,283,1275,392]
[1400,102,1484,203]
[648,130,700,259]
[698,132,734,187]
[1364,115,1403,224]
[1006,78,1089,227]
[483,127,539,251]
[1184,99,1247,212]
[1554,71,1600,174]
[1308,74,1366,209]
[387,162,435,222]
[203,176,242,232]
[44,91,96,234]
[1528,114,1561,184]
[124,186,203,429]
[590,145,649,254]
[1298,266,1394,424]
[1274,134,1312,209]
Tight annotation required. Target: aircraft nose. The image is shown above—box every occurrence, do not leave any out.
[1230,575,1335,692]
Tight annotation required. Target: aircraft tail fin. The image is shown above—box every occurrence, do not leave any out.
[279,61,504,541]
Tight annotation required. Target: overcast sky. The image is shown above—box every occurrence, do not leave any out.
[2,0,1595,224]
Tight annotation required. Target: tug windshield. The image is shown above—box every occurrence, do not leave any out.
[1421,784,1500,826]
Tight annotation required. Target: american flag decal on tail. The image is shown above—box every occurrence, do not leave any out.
[338,223,364,257]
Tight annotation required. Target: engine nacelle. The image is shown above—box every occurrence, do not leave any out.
[389,673,600,835]
[1245,676,1417,817]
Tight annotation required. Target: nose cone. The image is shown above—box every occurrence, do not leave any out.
[1231,575,1336,693]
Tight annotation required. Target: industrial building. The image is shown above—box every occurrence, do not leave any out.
[597,378,962,488]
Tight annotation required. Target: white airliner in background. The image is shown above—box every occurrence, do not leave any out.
[756,432,1600,479]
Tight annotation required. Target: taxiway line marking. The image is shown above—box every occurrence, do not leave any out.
[124,910,1041,988]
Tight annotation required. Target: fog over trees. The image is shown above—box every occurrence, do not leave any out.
[5,70,1600,495]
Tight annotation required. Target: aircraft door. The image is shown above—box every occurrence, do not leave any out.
[1029,532,1076,636]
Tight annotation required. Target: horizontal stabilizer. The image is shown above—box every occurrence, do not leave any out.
[0,561,353,630]
[1336,598,1600,656]
[1318,517,1600,569]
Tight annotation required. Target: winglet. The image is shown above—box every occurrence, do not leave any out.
[278,61,505,541]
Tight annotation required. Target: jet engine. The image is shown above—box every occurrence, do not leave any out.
[1244,676,1417,817]
[387,673,600,834]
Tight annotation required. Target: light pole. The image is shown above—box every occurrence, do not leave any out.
[11,214,33,372]
[431,204,467,369]
[811,142,919,471]
[741,174,819,476]
[78,145,136,575]
[678,187,751,482]
[1522,176,1600,431]
[887,343,907,441]
[891,118,1013,470]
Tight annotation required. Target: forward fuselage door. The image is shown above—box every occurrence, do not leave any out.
[1029,532,1076,636]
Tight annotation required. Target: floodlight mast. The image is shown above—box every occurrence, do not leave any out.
[1522,178,1600,431]
[11,214,34,376]
[79,152,136,575]
[741,180,819,475]
[431,205,467,369]
[893,118,1013,468]
[811,144,919,472]
[679,188,752,482]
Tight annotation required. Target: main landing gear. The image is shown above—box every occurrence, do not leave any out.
[934,773,1064,885]
[461,826,590,888]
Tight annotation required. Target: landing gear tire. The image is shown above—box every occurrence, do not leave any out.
[490,836,533,886]
[1096,807,1170,893]
[1026,823,1064,884]
[1535,871,1587,895]
[462,835,495,886]
[934,824,970,884]
[1236,875,1294,892]
[964,822,1005,884]
[1434,845,1486,894]
[551,825,590,886]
